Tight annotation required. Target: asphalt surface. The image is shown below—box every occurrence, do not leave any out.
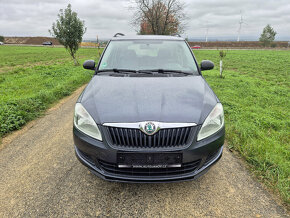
[0,86,288,217]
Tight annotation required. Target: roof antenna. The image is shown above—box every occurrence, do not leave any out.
[114,33,125,37]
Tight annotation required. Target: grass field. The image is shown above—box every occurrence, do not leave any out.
[194,50,290,204]
[0,46,100,139]
[0,46,289,204]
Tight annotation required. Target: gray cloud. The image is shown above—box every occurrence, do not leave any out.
[185,0,290,40]
[0,0,289,40]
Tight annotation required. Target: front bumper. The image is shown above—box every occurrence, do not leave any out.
[73,126,225,183]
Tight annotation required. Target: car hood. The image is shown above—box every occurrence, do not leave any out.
[80,75,218,125]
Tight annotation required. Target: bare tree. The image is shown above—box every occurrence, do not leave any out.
[131,0,186,35]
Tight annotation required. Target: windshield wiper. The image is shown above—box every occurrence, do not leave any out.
[97,69,162,75]
[97,69,193,76]
[139,69,193,75]
[97,69,137,74]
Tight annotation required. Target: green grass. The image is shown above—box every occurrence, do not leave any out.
[0,46,289,205]
[0,46,100,68]
[0,46,102,138]
[193,50,290,204]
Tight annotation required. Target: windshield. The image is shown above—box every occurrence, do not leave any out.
[98,40,198,74]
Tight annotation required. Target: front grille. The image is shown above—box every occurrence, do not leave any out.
[98,159,201,177]
[104,126,194,149]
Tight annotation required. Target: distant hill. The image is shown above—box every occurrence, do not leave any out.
[4,37,61,45]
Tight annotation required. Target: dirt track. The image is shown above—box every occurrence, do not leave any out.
[0,86,288,217]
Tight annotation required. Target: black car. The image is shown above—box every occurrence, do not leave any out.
[73,34,225,182]
[42,41,52,46]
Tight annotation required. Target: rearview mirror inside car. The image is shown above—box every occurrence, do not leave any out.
[200,60,214,71]
[83,60,96,70]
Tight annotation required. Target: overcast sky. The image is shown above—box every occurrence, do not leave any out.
[0,0,289,41]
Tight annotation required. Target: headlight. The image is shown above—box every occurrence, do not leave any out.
[197,103,224,141]
[74,103,102,141]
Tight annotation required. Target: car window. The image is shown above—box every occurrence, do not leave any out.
[99,40,198,74]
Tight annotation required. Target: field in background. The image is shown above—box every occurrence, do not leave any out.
[4,36,290,49]
[0,46,289,204]
[80,42,99,47]
[188,41,290,48]
[4,37,61,45]
[194,50,289,204]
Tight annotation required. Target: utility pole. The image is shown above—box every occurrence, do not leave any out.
[205,27,209,42]
[205,21,209,42]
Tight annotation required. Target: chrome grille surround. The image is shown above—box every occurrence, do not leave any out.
[102,122,197,150]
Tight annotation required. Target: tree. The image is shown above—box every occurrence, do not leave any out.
[50,4,86,65]
[259,24,277,47]
[0,35,4,42]
[131,0,186,35]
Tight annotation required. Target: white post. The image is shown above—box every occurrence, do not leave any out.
[220,60,223,77]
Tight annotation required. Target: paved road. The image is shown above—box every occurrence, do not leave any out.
[0,87,288,217]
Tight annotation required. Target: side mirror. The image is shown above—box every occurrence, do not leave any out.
[83,60,95,70]
[200,60,214,71]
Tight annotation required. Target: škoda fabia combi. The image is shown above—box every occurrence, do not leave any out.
[73,34,225,182]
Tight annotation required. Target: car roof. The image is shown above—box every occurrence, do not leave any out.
[111,35,184,41]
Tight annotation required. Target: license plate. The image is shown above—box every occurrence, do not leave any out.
[117,152,182,168]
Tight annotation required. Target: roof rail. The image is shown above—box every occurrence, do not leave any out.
[171,34,181,37]
[114,33,125,37]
